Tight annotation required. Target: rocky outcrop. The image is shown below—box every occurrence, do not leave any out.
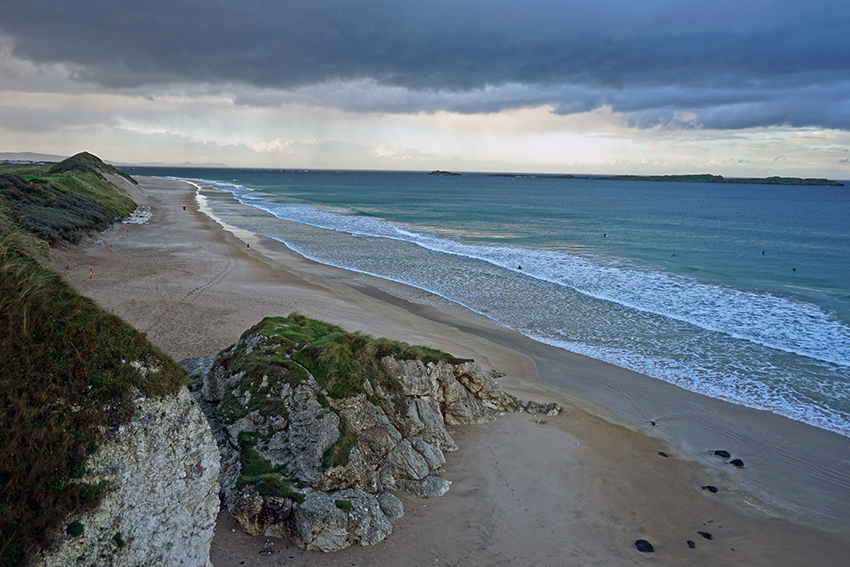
[32,388,221,567]
[196,315,561,553]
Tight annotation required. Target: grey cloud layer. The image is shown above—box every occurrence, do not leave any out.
[1,0,848,129]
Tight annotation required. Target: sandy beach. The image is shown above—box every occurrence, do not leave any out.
[50,176,850,566]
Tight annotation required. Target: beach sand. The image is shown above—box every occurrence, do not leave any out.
[50,176,850,566]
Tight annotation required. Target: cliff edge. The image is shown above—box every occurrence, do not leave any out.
[1,153,220,567]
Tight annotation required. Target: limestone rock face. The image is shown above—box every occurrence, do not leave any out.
[406,396,458,451]
[33,388,221,567]
[333,395,402,467]
[379,438,430,485]
[454,361,525,413]
[232,485,297,538]
[293,490,392,552]
[409,436,446,470]
[281,385,341,484]
[377,492,404,519]
[199,316,561,554]
[397,475,452,497]
[433,361,496,425]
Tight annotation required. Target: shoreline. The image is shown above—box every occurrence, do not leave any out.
[51,176,850,565]
[196,179,850,525]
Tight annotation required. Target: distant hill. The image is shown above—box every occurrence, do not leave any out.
[114,161,228,167]
[0,151,66,163]
[47,151,138,185]
[0,153,227,168]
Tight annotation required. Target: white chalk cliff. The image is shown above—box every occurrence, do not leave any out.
[32,388,220,567]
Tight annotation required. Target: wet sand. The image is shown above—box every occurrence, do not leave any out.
[51,176,850,565]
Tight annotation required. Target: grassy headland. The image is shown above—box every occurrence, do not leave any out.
[0,153,185,566]
[0,152,136,245]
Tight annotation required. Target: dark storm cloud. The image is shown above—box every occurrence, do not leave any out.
[1,0,848,129]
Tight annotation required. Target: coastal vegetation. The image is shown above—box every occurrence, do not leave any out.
[216,314,468,409]
[0,152,137,245]
[0,153,185,566]
[600,173,844,186]
[212,314,470,481]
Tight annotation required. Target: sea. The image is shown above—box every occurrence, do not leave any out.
[126,168,850,439]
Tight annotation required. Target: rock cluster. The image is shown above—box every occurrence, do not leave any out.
[194,316,560,552]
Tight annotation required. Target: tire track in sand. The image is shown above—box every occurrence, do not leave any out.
[140,249,239,344]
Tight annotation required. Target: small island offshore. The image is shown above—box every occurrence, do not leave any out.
[600,173,844,186]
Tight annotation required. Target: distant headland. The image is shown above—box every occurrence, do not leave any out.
[599,173,844,186]
[490,173,589,179]
[427,170,461,176]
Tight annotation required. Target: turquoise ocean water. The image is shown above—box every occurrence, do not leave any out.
[128,168,850,437]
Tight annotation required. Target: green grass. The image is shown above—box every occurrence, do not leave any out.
[322,415,357,469]
[219,313,467,408]
[235,432,304,503]
[0,153,137,245]
[0,164,46,177]
[45,152,137,186]
[0,155,184,566]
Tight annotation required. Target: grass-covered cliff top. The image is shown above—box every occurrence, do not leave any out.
[0,154,186,566]
[0,152,137,244]
[216,314,469,424]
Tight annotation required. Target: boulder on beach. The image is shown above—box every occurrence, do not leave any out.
[193,314,561,552]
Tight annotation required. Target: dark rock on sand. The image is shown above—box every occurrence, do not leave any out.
[729,458,745,468]
[701,485,718,493]
[635,539,654,552]
[658,451,669,458]
[697,531,713,540]
[714,450,731,458]
[687,540,696,548]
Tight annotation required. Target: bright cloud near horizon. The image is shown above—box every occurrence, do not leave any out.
[1,0,849,177]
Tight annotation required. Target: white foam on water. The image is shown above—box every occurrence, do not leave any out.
[528,333,850,437]
[209,180,850,367]
[197,177,850,437]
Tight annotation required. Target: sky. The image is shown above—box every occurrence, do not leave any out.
[1,0,849,177]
